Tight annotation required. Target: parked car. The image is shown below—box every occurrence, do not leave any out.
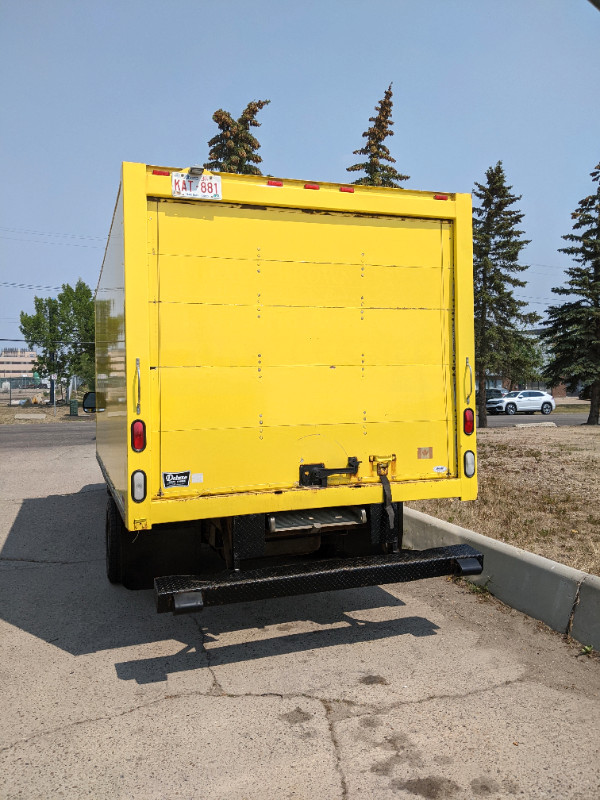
[476,388,508,403]
[486,390,555,416]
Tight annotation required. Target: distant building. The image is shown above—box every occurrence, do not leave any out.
[0,348,37,379]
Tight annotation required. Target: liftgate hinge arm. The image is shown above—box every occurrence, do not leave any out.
[370,455,397,530]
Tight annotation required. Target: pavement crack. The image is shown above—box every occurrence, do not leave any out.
[0,557,103,566]
[321,699,349,800]
[0,679,526,761]
[371,676,527,716]
[193,617,225,696]
[0,695,177,754]
[566,578,584,638]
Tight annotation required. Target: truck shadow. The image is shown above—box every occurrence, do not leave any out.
[114,609,439,684]
[1,486,439,683]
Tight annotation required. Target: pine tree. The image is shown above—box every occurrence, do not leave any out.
[346,84,409,187]
[502,329,543,389]
[204,99,270,175]
[473,162,538,427]
[541,162,600,425]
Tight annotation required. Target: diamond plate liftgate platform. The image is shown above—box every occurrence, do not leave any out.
[154,544,483,614]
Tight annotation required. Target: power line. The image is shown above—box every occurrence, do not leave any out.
[1,281,63,291]
[0,234,103,249]
[0,225,105,241]
[12,341,95,345]
[528,263,569,270]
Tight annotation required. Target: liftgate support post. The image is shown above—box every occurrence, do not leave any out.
[231,514,266,570]
[369,502,403,552]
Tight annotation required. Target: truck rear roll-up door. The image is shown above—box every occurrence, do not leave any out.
[153,200,456,497]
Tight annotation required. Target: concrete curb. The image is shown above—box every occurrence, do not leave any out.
[403,507,600,650]
[514,421,557,428]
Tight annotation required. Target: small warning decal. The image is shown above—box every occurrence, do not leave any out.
[417,447,433,460]
[163,471,191,489]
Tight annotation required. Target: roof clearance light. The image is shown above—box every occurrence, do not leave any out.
[267,180,283,187]
[152,170,170,176]
[434,194,448,200]
[464,451,476,478]
[131,420,146,452]
[131,470,147,502]
[340,186,355,193]
[464,408,475,435]
[304,183,320,190]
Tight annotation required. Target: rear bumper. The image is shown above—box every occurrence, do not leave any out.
[154,544,483,614]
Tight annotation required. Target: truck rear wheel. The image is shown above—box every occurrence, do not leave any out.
[106,495,125,584]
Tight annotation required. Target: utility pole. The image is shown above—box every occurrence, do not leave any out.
[48,303,56,415]
[49,350,55,408]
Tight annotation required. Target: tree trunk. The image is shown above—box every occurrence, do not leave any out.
[477,374,488,429]
[587,380,600,425]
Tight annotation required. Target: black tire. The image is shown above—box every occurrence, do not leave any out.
[505,403,517,416]
[105,495,125,584]
[541,402,552,415]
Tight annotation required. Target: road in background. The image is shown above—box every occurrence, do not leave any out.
[0,419,95,447]
[1,424,599,799]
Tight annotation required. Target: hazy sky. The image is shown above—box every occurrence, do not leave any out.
[1,0,599,345]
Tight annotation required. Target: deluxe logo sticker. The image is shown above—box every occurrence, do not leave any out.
[163,471,191,489]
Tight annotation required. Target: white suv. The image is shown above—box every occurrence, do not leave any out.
[486,390,556,416]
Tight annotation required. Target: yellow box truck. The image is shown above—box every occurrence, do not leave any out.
[84,162,482,613]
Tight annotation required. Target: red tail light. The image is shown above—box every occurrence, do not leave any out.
[131,420,146,452]
[464,408,475,435]
[304,183,320,190]
[267,180,283,187]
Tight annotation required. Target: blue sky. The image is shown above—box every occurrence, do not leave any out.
[1,0,599,344]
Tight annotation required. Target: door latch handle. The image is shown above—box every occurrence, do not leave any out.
[136,358,141,415]
[299,456,360,488]
[466,357,473,406]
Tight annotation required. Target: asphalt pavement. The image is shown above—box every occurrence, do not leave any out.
[1,423,599,799]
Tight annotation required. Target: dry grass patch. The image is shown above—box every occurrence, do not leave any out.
[409,425,600,576]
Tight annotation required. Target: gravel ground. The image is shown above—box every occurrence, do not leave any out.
[410,425,600,576]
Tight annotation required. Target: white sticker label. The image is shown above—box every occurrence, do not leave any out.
[191,473,204,484]
[172,172,222,200]
[433,466,447,474]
